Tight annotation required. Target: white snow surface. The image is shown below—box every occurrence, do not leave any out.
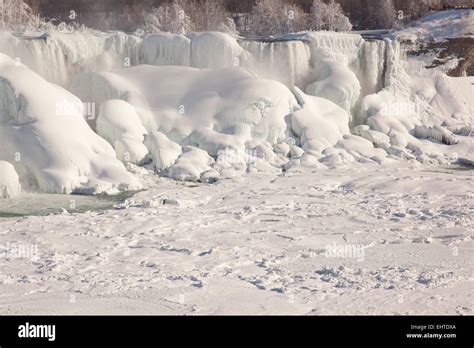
[394,9,474,43]
[0,163,472,314]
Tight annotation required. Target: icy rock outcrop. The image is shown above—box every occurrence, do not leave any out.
[0,54,141,194]
[97,100,149,165]
[413,125,458,145]
[0,161,21,198]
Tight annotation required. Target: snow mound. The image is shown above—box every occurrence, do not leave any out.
[97,100,149,165]
[306,58,361,113]
[0,54,141,194]
[73,65,354,180]
[144,130,181,171]
[291,88,350,155]
[0,161,21,198]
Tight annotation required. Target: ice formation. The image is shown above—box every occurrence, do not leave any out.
[0,17,472,191]
[305,58,361,113]
[0,53,141,194]
[0,161,21,198]
[73,65,352,179]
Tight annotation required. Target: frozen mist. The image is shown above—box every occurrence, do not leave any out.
[0,8,473,315]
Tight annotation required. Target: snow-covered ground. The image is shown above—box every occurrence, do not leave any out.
[0,10,473,314]
[393,9,473,43]
[0,163,472,314]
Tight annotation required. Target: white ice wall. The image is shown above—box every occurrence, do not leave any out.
[0,30,395,100]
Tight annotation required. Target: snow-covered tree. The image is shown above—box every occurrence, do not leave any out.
[0,0,37,30]
[309,0,352,32]
[217,17,238,36]
[143,8,161,33]
[248,0,307,36]
[190,0,229,32]
[309,0,326,31]
[335,13,353,32]
[282,4,308,33]
[143,0,193,34]
[248,0,279,36]
[371,0,397,29]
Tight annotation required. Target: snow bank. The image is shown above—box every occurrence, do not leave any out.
[0,161,21,198]
[0,54,141,194]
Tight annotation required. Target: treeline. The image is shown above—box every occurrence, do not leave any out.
[4,0,473,33]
